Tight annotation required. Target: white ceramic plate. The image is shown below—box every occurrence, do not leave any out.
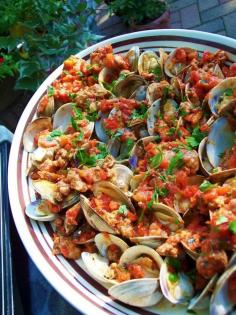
[8,30,236,315]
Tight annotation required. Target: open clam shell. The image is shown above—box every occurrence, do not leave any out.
[31,179,79,209]
[119,245,163,275]
[98,67,118,91]
[36,86,55,117]
[108,278,162,307]
[111,164,133,192]
[206,116,235,168]
[23,117,52,152]
[25,199,57,221]
[80,195,117,234]
[129,85,147,101]
[125,46,140,71]
[147,99,161,135]
[164,47,197,78]
[95,233,129,258]
[53,103,94,137]
[210,264,236,315]
[160,258,194,304]
[93,181,135,212]
[95,112,109,143]
[81,252,117,285]
[198,137,212,176]
[138,50,161,75]
[188,275,218,311]
[113,74,146,98]
[208,77,236,116]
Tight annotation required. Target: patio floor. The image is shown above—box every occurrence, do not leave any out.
[1,0,236,132]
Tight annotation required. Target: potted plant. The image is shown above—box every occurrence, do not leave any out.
[0,0,101,112]
[105,0,170,31]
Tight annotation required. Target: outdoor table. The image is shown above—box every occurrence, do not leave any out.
[0,125,81,315]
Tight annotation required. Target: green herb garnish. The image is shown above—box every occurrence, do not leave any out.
[167,127,176,136]
[72,131,84,146]
[117,138,134,160]
[150,64,162,81]
[168,257,181,271]
[166,151,184,175]
[96,143,109,160]
[229,220,236,234]
[186,126,207,149]
[168,273,179,283]
[46,130,63,141]
[86,111,98,122]
[149,148,163,168]
[224,88,233,97]
[117,205,128,215]
[199,180,216,192]
[131,103,148,120]
[47,86,55,97]
[147,188,159,209]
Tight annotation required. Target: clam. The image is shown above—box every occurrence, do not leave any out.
[210,264,236,315]
[113,74,146,98]
[111,164,133,192]
[98,67,119,91]
[23,117,52,152]
[160,257,194,304]
[108,245,163,307]
[36,86,55,117]
[25,199,57,221]
[208,77,236,116]
[95,112,109,143]
[108,278,162,307]
[164,47,197,78]
[198,137,212,176]
[31,179,79,208]
[147,98,178,136]
[80,195,117,234]
[188,275,218,311]
[129,85,147,101]
[125,46,140,71]
[53,103,94,137]
[81,233,129,285]
[138,50,162,76]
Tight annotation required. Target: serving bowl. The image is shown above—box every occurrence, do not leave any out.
[8,29,236,315]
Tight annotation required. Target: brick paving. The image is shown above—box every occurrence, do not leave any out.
[1,0,236,132]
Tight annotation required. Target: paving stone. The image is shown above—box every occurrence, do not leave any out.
[193,18,224,32]
[223,11,236,38]
[170,21,182,28]
[198,0,219,11]
[170,11,181,23]
[201,0,236,22]
[180,4,201,28]
[168,0,196,12]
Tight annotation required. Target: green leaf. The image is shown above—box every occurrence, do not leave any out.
[96,143,109,160]
[186,126,207,149]
[149,148,163,168]
[73,106,84,120]
[117,205,128,215]
[131,103,148,120]
[86,111,98,122]
[76,149,96,166]
[117,138,134,160]
[166,151,184,175]
[71,116,79,131]
[199,180,216,192]
[17,60,41,79]
[229,220,236,234]
[47,86,54,97]
[224,88,233,96]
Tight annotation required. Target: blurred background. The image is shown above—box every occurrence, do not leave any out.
[0,0,235,131]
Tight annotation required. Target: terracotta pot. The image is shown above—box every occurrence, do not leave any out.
[130,10,171,32]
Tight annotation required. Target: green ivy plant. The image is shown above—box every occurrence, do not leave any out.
[106,0,167,26]
[0,0,101,91]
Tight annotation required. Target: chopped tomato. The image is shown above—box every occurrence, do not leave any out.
[159,159,169,169]
[175,48,187,63]
[202,51,214,63]
[230,63,236,77]
[103,117,120,130]
[127,264,145,279]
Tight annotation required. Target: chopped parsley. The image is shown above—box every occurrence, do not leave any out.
[166,151,184,175]
[149,148,163,168]
[179,108,187,116]
[47,86,55,97]
[131,103,148,120]
[167,127,176,136]
[162,86,170,104]
[68,92,77,100]
[229,220,236,234]
[150,64,162,81]
[199,180,216,192]
[71,117,79,131]
[117,205,128,215]
[46,130,63,141]
[73,106,84,120]
[167,257,181,271]
[72,131,84,146]
[147,187,168,209]
[77,71,84,77]
[76,143,108,166]
[159,174,167,182]
[186,126,207,149]
[224,88,233,97]
[117,138,135,160]
[86,111,98,122]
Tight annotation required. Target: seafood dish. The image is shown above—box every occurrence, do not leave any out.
[23,44,236,314]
